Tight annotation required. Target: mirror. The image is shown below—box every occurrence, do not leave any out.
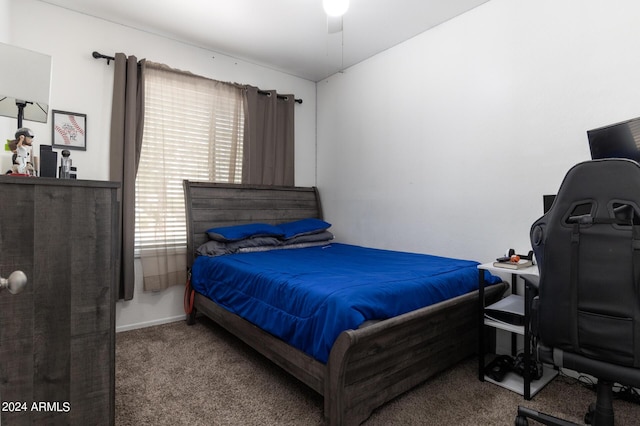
[0,42,52,124]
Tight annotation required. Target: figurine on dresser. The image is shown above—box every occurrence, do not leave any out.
[8,127,35,176]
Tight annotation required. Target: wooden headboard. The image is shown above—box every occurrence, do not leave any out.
[183,181,323,267]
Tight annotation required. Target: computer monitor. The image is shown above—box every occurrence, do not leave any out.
[587,116,640,162]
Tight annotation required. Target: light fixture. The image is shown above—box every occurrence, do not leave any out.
[323,0,349,17]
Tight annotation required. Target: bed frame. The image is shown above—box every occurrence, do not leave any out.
[183,181,506,425]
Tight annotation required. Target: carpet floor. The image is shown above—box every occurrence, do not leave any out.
[115,317,640,425]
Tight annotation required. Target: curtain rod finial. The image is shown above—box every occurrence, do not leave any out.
[92,51,115,65]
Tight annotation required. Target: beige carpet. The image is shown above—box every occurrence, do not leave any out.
[115,317,640,425]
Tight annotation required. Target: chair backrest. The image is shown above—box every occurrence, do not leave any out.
[530,159,640,368]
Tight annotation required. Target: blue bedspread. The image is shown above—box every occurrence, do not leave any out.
[191,243,501,363]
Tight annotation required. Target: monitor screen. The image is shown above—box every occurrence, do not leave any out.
[587,117,640,162]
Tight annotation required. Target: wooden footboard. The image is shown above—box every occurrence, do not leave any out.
[325,282,506,425]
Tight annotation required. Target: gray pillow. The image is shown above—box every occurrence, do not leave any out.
[197,236,281,256]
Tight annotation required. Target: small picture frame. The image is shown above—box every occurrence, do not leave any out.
[52,110,86,151]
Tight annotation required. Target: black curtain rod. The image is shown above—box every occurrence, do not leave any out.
[92,51,115,64]
[257,90,302,104]
[92,51,302,104]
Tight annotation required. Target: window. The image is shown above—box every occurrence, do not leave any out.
[135,64,245,254]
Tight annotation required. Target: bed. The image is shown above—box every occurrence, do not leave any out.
[183,181,506,425]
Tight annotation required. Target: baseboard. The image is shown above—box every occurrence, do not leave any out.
[116,314,186,333]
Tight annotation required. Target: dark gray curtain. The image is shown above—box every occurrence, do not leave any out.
[242,86,295,185]
[109,53,145,301]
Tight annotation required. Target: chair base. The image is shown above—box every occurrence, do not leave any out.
[515,380,614,426]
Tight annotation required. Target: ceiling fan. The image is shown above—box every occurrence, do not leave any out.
[324,0,349,33]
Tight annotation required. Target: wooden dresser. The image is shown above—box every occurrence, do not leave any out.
[0,176,119,425]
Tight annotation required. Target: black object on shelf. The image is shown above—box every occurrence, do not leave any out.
[39,145,57,178]
[484,355,514,382]
[513,353,543,381]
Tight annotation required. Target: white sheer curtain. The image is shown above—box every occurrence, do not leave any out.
[135,62,244,291]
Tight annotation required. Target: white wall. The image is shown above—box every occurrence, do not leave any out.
[4,0,317,331]
[317,0,640,265]
[0,0,8,41]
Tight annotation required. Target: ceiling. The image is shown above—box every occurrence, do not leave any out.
[39,0,490,82]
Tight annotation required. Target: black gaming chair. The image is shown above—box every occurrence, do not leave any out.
[516,159,640,426]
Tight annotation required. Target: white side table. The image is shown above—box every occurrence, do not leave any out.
[477,263,557,399]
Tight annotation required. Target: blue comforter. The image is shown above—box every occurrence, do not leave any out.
[191,243,500,363]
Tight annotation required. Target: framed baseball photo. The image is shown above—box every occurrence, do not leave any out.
[52,110,86,151]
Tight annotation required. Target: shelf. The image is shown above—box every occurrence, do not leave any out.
[484,294,525,334]
[478,262,539,277]
[483,364,558,398]
[478,264,555,400]
[484,317,524,335]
